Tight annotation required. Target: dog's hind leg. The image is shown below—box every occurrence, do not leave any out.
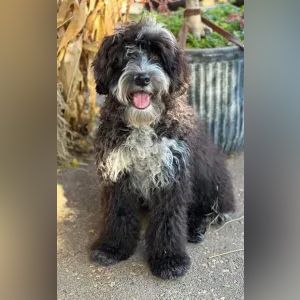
[91,180,140,266]
[187,159,235,243]
[187,185,212,243]
[213,160,235,218]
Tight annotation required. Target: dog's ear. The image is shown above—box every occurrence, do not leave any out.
[168,46,190,96]
[92,34,122,95]
[154,39,190,96]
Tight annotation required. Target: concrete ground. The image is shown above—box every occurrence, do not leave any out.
[57,154,244,300]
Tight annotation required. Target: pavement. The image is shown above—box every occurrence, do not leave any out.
[57,153,244,300]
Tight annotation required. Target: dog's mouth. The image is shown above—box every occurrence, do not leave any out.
[130,92,152,109]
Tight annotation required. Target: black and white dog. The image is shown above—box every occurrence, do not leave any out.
[91,19,235,279]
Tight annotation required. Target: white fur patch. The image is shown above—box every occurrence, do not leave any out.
[99,127,188,198]
[125,102,163,128]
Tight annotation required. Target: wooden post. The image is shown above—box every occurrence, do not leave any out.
[185,0,204,39]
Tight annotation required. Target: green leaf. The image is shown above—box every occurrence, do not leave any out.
[141,4,244,49]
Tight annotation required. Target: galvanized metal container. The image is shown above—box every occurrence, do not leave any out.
[185,46,244,154]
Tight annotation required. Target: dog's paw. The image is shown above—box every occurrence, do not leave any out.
[90,249,120,266]
[90,245,131,266]
[149,254,191,279]
[188,229,205,243]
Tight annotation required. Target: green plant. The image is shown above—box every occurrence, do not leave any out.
[145,4,244,48]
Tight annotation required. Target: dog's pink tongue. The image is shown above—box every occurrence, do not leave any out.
[132,92,150,109]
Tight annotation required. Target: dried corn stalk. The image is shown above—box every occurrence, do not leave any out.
[57,0,129,160]
[57,84,72,163]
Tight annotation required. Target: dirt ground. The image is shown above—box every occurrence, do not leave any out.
[57,153,244,300]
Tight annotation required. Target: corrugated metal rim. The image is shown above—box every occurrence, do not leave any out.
[185,46,243,62]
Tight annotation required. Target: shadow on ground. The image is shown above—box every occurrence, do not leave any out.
[57,154,244,300]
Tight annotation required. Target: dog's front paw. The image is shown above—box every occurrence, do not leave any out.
[188,228,205,243]
[149,253,191,279]
[91,249,120,266]
[90,244,131,266]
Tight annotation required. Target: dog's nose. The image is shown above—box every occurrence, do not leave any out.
[134,73,150,86]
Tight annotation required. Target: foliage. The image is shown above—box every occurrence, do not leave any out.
[146,4,244,48]
[57,0,129,162]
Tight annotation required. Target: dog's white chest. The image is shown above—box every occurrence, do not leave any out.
[101,127,187,198]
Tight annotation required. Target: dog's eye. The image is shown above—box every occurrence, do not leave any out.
[149,56,160,64]
[114,57,120,65]
[112,56,123,69]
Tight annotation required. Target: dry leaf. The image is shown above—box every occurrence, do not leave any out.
[87,56,96,129]
[58,0,88,53]
[103,1,112,35]
[83,41,99,53]
[88,0,97,13]
[59,36,83,102]
[57,0,74,26]
[57,47,66,71]
[85,1,103,33]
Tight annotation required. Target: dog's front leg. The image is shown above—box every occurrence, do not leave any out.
[146,186,191,279]
[91,180,140,266]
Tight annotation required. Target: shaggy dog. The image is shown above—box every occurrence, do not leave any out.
[91,19,235,279]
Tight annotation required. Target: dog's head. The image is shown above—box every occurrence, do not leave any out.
[93,19,189,127]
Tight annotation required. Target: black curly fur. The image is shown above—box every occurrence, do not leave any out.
[91,19,235,279]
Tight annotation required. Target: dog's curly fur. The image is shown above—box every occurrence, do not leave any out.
[91,19,235,279]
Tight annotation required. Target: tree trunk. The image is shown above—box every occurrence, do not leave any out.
[185,0,204,39]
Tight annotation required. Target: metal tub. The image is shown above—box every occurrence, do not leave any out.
[185,46,244,153]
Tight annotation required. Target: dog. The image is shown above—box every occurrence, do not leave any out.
[91,19,235,279]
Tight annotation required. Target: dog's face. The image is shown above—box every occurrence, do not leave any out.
[93,19,189,127]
